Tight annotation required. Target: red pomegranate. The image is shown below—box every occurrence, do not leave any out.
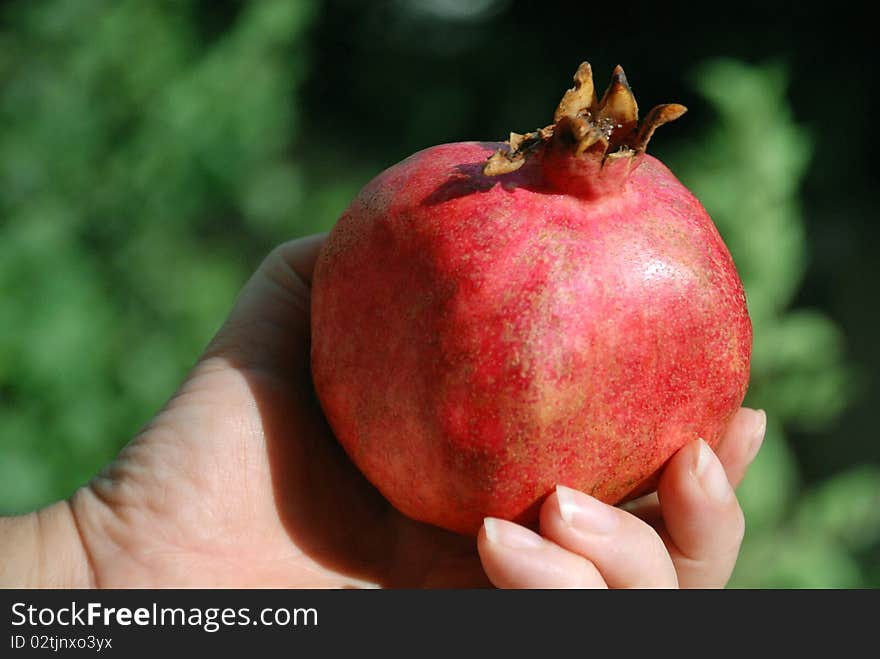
[310,62,752,535]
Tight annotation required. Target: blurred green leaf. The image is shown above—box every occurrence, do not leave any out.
[795,467,880,551]
[731,530,862,588]
[736,419,800,532]
[0,0,316,513]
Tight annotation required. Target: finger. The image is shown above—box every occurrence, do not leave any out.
[204,233,328,378]
[622,407,767,522]
[477,518,607,589]
[713,407,767,488]
[619,492,661,527]
[657,438,745,588]
[539,486,678,588]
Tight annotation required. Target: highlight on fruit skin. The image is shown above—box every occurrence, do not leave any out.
[483,62,688,176]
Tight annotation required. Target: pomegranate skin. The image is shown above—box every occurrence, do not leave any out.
[311,141,751,535]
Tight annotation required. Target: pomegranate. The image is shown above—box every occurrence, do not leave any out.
[310,62,752,535]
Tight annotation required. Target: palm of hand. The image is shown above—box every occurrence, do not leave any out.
[72,238,485,588]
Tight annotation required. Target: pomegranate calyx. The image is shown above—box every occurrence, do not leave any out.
[483,61,686,177]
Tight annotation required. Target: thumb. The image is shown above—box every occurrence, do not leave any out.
[203,233,327,380]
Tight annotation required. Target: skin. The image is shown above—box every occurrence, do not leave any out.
[0,234,765,588]
[312,142,752,534]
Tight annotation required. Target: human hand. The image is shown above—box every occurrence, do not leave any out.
[1,234,765,588]
[477,407,766,588]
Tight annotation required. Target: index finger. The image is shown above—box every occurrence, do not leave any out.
[203,233,328,378]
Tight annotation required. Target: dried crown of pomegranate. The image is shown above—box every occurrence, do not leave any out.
[483,62,687,177]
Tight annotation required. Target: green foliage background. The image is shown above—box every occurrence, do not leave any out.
[1,1,877,587]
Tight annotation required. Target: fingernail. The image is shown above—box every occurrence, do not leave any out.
[695,439,733,504]
[555,485,619,534]
[483,517,544,549]
[745,409,767,462]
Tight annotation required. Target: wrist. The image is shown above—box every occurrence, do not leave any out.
[0,500,95,588]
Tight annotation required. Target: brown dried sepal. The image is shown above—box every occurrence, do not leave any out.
[483,61,687,176]
[483,126,553,176]
[633,103,688,152]
[553,62,596,123]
